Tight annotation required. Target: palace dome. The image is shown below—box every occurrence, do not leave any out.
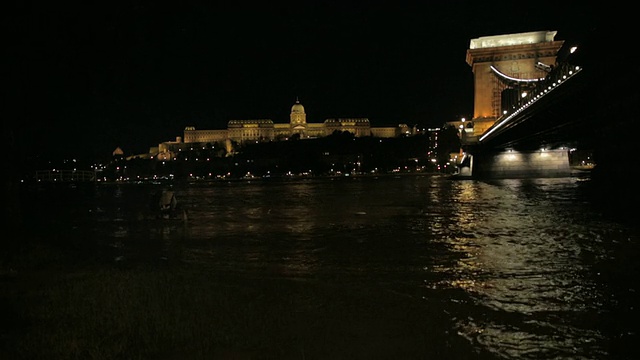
[291,99,305,113]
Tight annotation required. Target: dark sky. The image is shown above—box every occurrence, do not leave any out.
[8,1,599,160]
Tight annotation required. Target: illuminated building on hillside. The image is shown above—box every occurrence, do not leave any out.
[182,98,412,145]
[149,99,414,158]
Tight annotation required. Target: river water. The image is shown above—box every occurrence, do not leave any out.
[20,174,639,359]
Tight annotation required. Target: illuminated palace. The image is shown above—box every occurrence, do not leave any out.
[155,99,414,158]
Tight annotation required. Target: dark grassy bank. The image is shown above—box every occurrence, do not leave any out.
[1,240,491,360]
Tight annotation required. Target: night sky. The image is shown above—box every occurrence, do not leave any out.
[8,1,600,160]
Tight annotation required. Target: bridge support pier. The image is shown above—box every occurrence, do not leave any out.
[457,148,571,179]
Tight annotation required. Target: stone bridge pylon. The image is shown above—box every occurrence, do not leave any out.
[465,30,565,141]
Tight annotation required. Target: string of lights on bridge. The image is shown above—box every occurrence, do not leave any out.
[479,62,583,142]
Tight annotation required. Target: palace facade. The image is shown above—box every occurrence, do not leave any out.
[154,99,414,159]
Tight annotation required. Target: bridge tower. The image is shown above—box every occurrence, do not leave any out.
[465,31,564,139]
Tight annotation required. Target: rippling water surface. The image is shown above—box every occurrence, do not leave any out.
[24,174,639,359]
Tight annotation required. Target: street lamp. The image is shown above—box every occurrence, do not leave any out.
[458,117,466,138]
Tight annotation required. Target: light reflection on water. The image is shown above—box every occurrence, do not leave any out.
[431,178,617,359]
[23,175,639,359]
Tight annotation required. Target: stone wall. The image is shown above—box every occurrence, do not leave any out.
[472,149,570,178]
